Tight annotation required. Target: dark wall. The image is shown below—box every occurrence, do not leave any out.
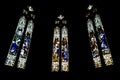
[0,0,119,79]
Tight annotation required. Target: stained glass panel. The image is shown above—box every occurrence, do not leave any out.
[5,16,26,67]
[87,19,102,68]
[17,20,34,69]
[94,14,113,66]
[52,27,60,72]
[61,26,69,72]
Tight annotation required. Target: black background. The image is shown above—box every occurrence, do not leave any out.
[0,0,119,79]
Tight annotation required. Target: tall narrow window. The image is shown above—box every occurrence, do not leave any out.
[5,16,26,67]
[5,6,35,69]
[52,15,69,72]
[86,4,113,68]
[52,27,60,72]
[87,19,102,68]
[61,26,69,71]
[94,14,113,66]
[17,20,34,69]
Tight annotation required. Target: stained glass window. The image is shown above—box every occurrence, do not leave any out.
[87,19,102,68]
[52,15,69,72]
[17,20,34,69]
[5,16,26,67]
[52,27,60,72]
[61,26,69,71]
[94,14,113,66]
[5,6,35,69]
[86,4,113,68]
